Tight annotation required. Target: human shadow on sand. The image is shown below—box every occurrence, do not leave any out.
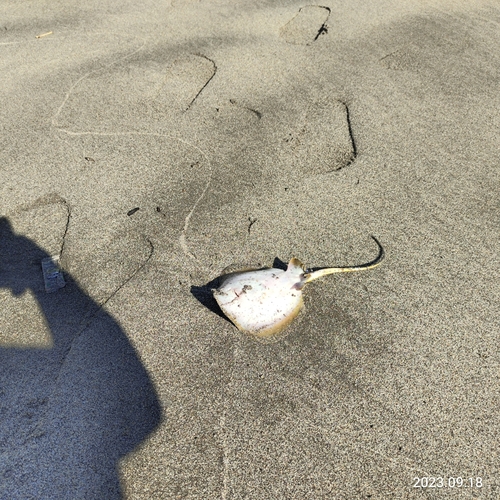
[0,217,161,499]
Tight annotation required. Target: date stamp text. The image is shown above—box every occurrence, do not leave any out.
[413,477,483,489]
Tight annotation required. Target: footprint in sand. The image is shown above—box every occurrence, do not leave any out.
[0,195,69,348]
[183,97,357,270]
[61,229,153,306]
[280,5,330,46]
[0,195,154,348]
[282,99,356,176]
[55,53,216,133]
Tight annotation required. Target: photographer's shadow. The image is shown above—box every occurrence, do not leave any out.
[0,217,161,499]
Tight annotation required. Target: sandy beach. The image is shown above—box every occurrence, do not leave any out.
[1,0,499,498]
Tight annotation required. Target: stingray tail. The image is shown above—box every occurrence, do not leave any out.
[303,236,385,283]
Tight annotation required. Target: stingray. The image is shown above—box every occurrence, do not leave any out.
[213,236,384,337]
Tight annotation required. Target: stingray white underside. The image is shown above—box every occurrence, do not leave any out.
[213,260,306,337]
